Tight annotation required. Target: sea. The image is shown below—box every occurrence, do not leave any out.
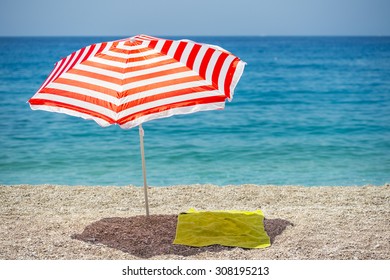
[1,36,389,187]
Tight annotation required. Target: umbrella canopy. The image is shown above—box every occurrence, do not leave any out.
[29,34,245,129]
[29,35,246,215]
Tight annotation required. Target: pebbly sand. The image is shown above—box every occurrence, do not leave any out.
[1,184,389,260]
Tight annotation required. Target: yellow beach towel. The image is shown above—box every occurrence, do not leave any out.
[173,209,270,249]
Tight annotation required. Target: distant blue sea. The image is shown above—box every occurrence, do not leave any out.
[1,36,389,186]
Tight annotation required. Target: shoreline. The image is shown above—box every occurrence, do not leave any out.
[1,184,389,260]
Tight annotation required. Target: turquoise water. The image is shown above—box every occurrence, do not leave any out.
[1,36,389,186]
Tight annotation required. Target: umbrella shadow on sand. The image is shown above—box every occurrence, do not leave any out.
[72,215,293,259]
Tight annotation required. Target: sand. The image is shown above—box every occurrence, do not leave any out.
[1,184,389,260]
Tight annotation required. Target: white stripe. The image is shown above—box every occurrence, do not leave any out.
[50,55,72,84]
[228,60,246,101]
[116,41,126,49]
[167,40,180,57]
[192,45,208,73]
[119,102,225,129]
[103,49,159,59]
[123,62,187,78]
[58,69,198,92]
[30,99,226,130]
[88,56,127,68]
[46,83,119,104]
[115,43,148,51]
[74,64,123,79]
[75,61,186,80]
[93,42,103,52]
[140,40,151,48]
[90,55,171,68]
[120,80,211,104]
[43,79,214,108]
[122,71,197,91]
[179,42,194,65]
[77,44,92,64]
[205,51,221,84]
[90,43,103,58]
[61,49,82,74]
[30,104,112,127]
[206,43,230,53]
[117,90,224,119]
[102,41,113,53]
[32,93,117,119]
[154,40,166,52]
[38,44,96,92]
[218,55,235,95]
[60,72,123,92]
[38,61,62,92]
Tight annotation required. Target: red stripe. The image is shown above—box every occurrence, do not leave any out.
[186,44,201,69]
[118,85,216,112]
[224,57,240,99]
[97,52,162,63]
[211,52,229,89]
[81,60,123,73]
[122,58,178,72]
[96,42,107,55]
[38,87,117,111]
[43,53,75,89]
[37,84,216,115]
[38,58,66,91]
[49,74,203,100]
[199,48,215,78]
[68,47,86,70]
[52,77,118,97]
[66,65,191,86]
[148,40,158,49]
[68,68,123,85]
[123,75,203,97]
[82,44,97,63]
[66,68,122,85]
[118,95,226,125]
[66,65,189,88]
[161,40,173,54]
[64,52,76,68]
[173,41,187,61]
[28,99,115,124]
[81,58,178,73]
[111,45,150,54]
[123,66,189,84]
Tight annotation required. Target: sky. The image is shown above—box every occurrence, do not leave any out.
[0,0,389,36]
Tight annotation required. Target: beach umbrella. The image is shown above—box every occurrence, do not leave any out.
[29,34,246,216]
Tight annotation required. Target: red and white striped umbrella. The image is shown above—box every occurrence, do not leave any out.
[29,35,246,215]
[29,34,245,129]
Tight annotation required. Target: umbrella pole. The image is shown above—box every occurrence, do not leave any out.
[139,124,150,217]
